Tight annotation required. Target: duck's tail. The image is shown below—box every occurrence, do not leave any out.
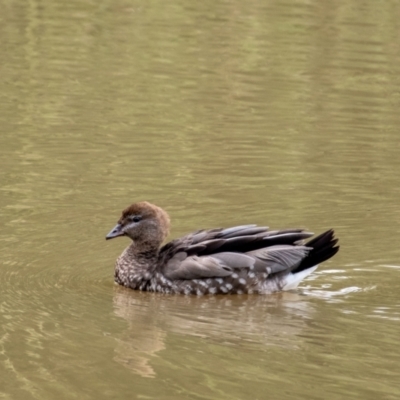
[282,229,339,291]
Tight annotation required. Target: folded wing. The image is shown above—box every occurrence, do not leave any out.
[160,225,315,281]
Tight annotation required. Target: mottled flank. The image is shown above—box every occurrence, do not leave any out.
[106,202,339,295]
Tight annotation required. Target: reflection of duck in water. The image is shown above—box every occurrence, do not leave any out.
[112,287,315,378]
[112,289,166,378]
[106,202,339,294]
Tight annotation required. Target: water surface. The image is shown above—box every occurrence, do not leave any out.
[1,0,400,399]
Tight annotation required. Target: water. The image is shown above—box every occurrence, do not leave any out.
[1,0,400,399]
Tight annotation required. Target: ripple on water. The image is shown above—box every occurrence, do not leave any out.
[0,242,117,398]
[0,249,113,338]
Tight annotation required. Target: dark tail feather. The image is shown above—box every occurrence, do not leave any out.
[293,229,339,273]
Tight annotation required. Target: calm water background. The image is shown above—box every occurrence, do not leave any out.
[1,0,400,399]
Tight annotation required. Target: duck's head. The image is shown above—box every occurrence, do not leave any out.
[105,201,170,246]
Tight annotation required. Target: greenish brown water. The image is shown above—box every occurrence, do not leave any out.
[1,0,400,399]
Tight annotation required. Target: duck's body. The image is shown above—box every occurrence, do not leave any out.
[106,202,339,295]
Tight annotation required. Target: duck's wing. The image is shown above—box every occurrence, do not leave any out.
[159,225,318,281]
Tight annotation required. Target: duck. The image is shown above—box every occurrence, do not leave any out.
[106,201,339,295]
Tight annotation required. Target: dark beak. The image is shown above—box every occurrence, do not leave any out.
[105,223,124,240]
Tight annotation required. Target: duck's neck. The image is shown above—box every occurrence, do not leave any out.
[115,241,160,289]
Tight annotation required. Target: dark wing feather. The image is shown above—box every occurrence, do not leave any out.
[159,225,318,281]
[293,229,339,273]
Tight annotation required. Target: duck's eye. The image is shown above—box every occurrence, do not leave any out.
[129,215,142,223]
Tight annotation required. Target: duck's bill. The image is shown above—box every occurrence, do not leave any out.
[105,224,124,240]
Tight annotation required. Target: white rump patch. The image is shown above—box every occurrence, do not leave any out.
[282,266,318,291]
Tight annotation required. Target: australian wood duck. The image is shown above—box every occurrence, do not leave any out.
[106,202,339,295]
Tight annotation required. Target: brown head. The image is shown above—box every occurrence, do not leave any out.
[105,202,170,248]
